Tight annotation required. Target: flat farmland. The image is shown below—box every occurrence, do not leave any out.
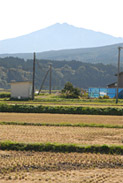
[0,105,123,182]
[0,151,123,183]
[0,125,123,145]
[0,94,123,108]
[0,101,123,108]
[0,113,123,126]
[1,169,122,183]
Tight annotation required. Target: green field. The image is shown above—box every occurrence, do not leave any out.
[0,92,123,107]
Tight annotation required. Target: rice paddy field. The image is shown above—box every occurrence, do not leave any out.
[0,151,123,183]
[0,113,123,126]
[1,125,123,145]
[0,94,123,182]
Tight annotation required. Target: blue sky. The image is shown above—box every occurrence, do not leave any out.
[0,0,123,40]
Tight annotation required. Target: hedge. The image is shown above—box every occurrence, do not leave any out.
[0,93,10,98]
[0,141,123,154]
[0,104,122,115]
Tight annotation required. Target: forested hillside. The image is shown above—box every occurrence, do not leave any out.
[1,43,123,65]
[0,57,118,89]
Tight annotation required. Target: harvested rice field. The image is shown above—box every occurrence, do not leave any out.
[0,113,123,126]
[0,151,123,183]
[0,112,123,182]
[1,169,123,183]
[0,125,123,145]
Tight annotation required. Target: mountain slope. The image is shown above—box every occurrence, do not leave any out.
[1,42,123,65]
[0,23,123,54]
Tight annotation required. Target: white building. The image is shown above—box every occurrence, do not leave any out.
[11,81,32,99]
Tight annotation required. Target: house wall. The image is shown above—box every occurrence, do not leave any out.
[119,74,123,87]
[11,82,32,98]
[108,84,116,88]
[108,73,123,88]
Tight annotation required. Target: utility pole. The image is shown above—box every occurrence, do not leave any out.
[32,52,36,100]
[49,64,52,94]
[116,47,123,103]
[38,68,50,95]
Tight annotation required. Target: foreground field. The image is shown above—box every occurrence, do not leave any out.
[0,169,123,183]
[0,104,123,182]
[0,113,123,126]
[1,169,123,183]
[0,125,123,145]
[0,151,123,183]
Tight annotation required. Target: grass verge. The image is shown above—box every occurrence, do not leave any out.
[0,121,123,129]
[0,141,123,154]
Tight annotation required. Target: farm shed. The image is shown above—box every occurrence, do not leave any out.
[107,72,123,88]
[11,81,32,99]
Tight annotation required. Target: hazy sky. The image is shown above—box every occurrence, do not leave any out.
[0,0,123,40]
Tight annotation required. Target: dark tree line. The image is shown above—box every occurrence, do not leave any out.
[0,57,117,89]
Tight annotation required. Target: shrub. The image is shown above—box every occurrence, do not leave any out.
[80,89,88,98]
[61,82,80,98]
[0,93,10,98]
[103,95,109,99]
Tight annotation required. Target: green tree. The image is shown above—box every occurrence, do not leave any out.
[61,82,80,98]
